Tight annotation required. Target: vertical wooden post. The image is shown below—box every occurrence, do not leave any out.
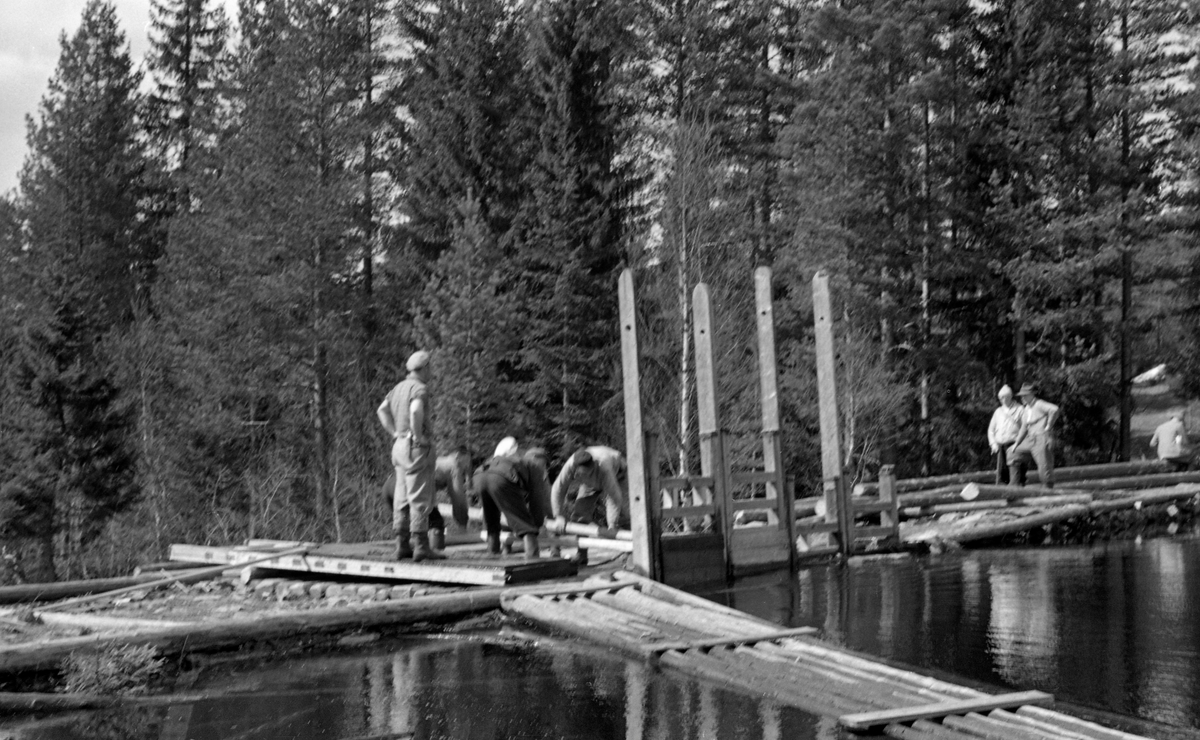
[755,266,794,569]
[619,269,654,577]
[693,283,731,572]
[878,463,899,539]
[812,270,852,556]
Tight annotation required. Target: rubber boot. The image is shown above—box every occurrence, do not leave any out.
[522,533,540,560]
[411,532,446,562]
[396,508,415,558]
[395,530,413,560]
[485,533,502,557]
[430,529,445,550]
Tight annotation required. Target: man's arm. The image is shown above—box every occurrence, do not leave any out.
[987,410,1000,451]
[549,457,576,519]
[599,462,625,511]
[377,397,396,437]
[1043,401,1060,434]
[409,397,427,445]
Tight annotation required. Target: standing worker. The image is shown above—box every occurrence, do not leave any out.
[1009,383,1060,488]
[472,454,551,558]
[548,445,627,534]
[987,385,1023,484]
[377,350,444,562]
[1150,410,1190,471]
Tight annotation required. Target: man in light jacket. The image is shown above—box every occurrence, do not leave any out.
[987,385,1023,485]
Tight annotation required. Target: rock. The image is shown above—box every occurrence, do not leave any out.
[356,585,378,601]
[308,583,330,598]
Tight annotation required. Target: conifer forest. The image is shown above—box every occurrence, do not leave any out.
[2,0,1200,581]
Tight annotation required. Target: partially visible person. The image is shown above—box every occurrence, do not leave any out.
[548,445,627,533]
[472,453,551,559]
[381,448,470,547]
[377,350,444,562]
[1009,383,1060,488]
[1150,410,1190,472]
[493,436,520,459]
[987,385,1023,485]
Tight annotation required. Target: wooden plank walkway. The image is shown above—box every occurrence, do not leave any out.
[504,571,1153,740]
[169,539,577,586]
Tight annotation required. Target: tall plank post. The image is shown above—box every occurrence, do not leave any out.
[619,270,655,577]
[878,464,899,539]
[812,270,852,556]
[693,283,732,574]
[755,267,795,570]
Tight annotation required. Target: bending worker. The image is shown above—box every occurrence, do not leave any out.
[548,445,627,534]
[377,350,444,562]
[472,452,551,558]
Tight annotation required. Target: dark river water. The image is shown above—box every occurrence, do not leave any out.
[4,535,1199,740]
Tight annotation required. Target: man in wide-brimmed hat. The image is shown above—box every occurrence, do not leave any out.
[1009,383,1060,488]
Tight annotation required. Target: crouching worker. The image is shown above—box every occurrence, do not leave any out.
[548,446,627,535]
[472,453,551,559]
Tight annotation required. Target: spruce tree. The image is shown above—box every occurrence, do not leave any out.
[20,0,154,325]
[515,0,638,456]
[147,0,230,174]
[1,275,139,581]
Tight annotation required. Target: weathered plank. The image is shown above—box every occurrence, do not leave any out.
[839,691,1054,732]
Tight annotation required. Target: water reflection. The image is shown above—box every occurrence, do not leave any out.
[700,535,1200,731]
[1,638,832,740]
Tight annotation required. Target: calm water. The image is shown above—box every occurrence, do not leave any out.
[3,535,1199,740]
[697,534,1200,733]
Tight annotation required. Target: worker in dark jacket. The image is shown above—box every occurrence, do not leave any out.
[472,454,550,559]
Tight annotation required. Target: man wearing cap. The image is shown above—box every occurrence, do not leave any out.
[1009,383,1060,488]
[987,385,1023,484]
[548,445,627,533]
[377,350,443,561]
[1150,410,1190,472]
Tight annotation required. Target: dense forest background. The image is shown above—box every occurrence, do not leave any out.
[2,0,1200,581]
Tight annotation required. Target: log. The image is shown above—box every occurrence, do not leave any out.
[943,712,1056,740]
[34,612,195,631]
[1055,471,1200,491]
[0,586,507,676]
[900,493,1093,519]
[557,521,633,541]
[838,691,1053,732]
[858,460,1173,495]
[0,570,218,607]
[1014,706,1150,740]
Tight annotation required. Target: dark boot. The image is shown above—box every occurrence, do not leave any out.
[395,530,413,560]
[394,508,412,560]
[485,533,502,557]
[412,532,446,562]
[522,533,540,560]
[430,529,445,550]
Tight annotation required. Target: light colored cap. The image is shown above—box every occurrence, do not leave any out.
[998,385,1013,399]
[406,350,430,372]
[494,436,519,458]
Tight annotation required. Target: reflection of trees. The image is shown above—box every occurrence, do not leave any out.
[988,560,1059,688]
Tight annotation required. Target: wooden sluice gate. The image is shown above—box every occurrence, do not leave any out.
[505,572,1151,740]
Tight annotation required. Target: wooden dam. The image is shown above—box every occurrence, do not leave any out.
[0,266,1191,738]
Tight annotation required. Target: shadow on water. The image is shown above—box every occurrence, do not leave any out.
[0,636,837,740]
[696,534,1200,734]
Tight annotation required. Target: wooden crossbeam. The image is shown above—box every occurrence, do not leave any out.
[838,690,1054,732]
[643,626,819,657]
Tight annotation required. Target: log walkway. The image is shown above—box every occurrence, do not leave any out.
[505,571,1153,740]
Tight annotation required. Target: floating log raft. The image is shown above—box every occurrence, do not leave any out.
[168,539,577,587]
[903,485,1200,547]
[856,460,1173,496]
[501,571,1150,740]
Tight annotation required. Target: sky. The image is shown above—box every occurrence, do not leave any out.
[0,0,237,196]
